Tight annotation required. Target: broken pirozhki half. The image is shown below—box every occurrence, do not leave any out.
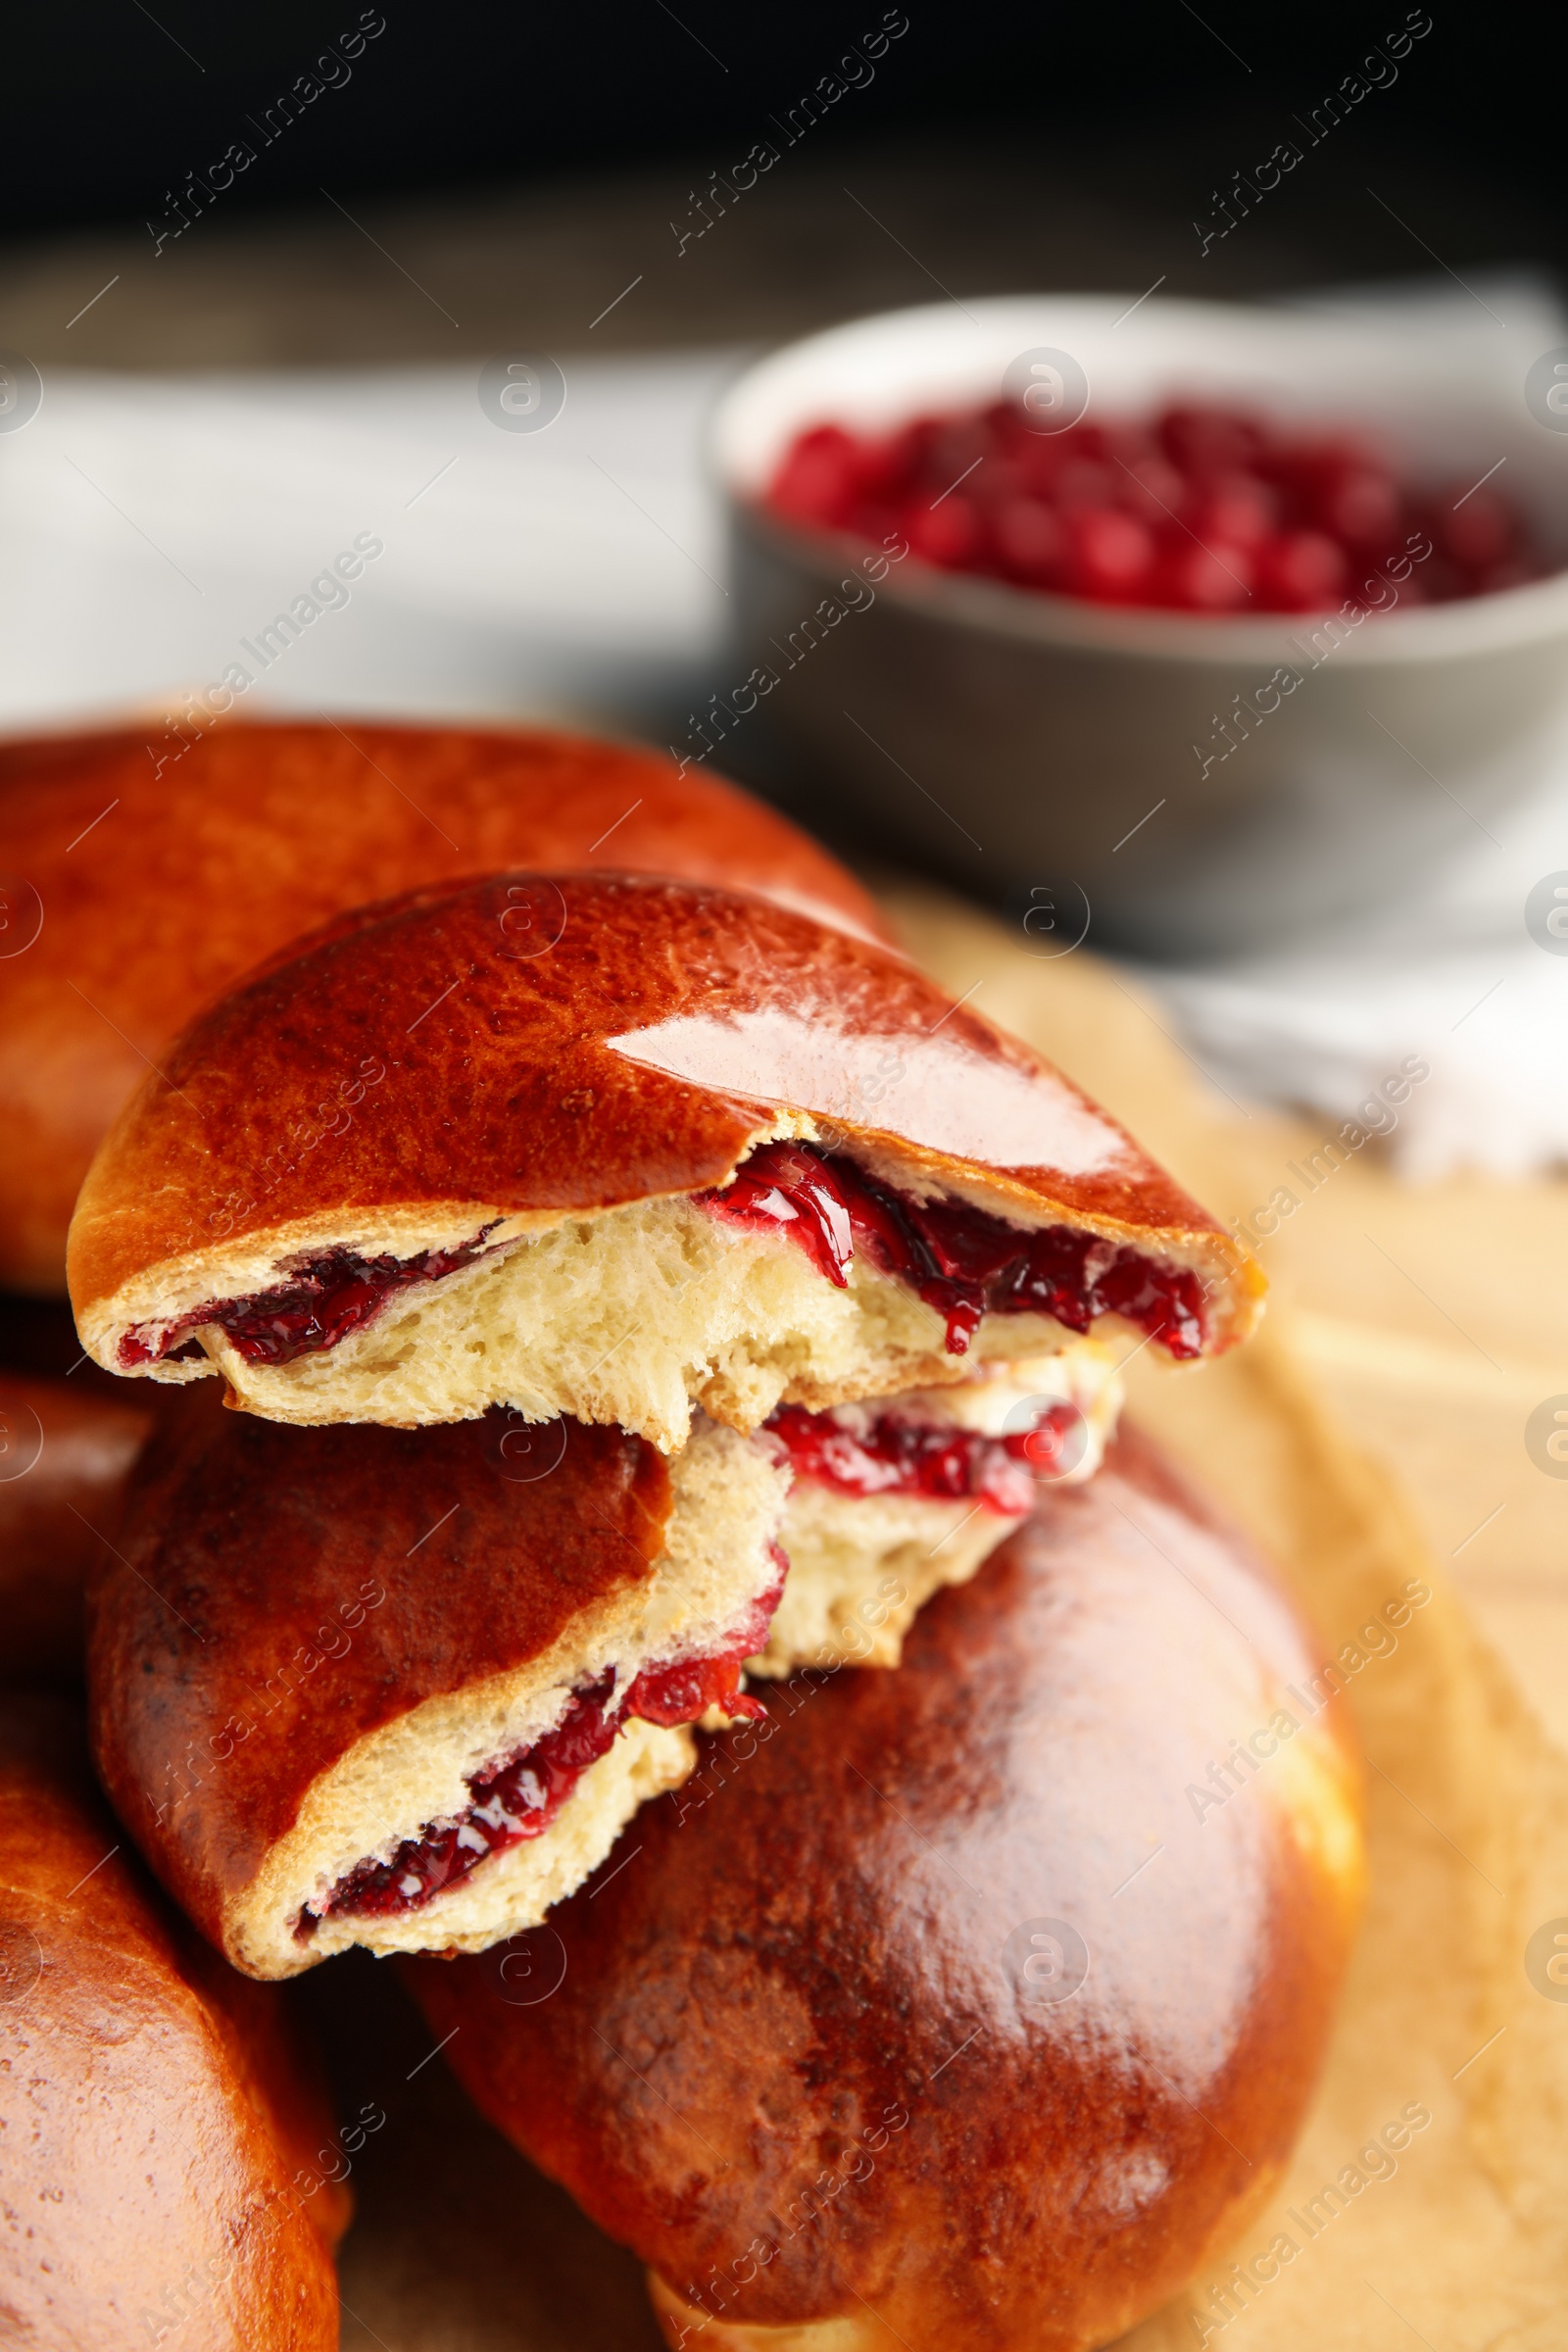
[70,874,1261,1447]
[88,1399,787,1978]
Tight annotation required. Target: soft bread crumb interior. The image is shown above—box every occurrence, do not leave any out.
[821,1343,1120,1443]
[225,1418,787,1977]
[194,1196,1077,1449]
[755,1347,1123,1675]
[758,1484,1021,1673]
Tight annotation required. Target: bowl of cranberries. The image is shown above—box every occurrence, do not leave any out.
[711,295,1568,956]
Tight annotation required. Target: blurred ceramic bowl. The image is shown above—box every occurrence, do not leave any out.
[711,295,1568,958]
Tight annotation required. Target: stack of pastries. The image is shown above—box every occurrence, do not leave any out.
[1,720,1364,2349]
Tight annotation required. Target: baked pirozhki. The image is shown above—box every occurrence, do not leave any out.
[760,1344,1121,1671]
[0,1370,152,1685]
[405,1427,1364,2352]
[0,717,887,1294]
[0,1695,348,2348]
[70,873,1260,1446]
[88,1396,789,1978]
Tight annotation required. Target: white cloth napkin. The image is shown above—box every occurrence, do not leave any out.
[1143,796,1568,1181]
[0,349,739,729]
[2,294,1564,1177]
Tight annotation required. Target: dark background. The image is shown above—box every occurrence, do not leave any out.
[1,0,1556,274]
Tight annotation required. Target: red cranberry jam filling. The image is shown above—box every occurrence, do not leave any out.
[118,1227,502,1371]
[767,1398,1084,1515]
[299,1565,784,1936]
[700,1142,1205,1357]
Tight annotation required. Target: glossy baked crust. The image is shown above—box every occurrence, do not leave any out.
[0,1371,151,1685]
[87,1394,786,1975]
[69,871,1260,1382]
[0,717,887,1293]
[0,1695,347,2349]
[405,1426,1364,2352]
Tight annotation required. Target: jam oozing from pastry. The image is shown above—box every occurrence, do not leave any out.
[701,1142,1205,1356]
[118,1229,501,1370]
[300,1567,784,1934]
[119,1147,1203,1372]
[767,1399,1084,1515]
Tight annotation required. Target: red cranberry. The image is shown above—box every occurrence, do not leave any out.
[1184,472,1277,549]
[1272,431,1385,497]
[1092,421,1163,469]
[906,496,982,567]
[767,424,867,526]
[977,453,1028,503]
[1014,432,1077,494]
[1436,487,1515,570]
[1063,508,1156,602]
[853,431,914,499]
[927,417,990,481]
[1159,539,1254,612]
[1312,466,1402,553]
[885,416,940,478]
[1114,455,1186,524]
[979,398,1021,440]
[762,400,1548,615]
[1053,458,1120,513]
[1254,530,1348,612]
[1159,404,1265,478]
[992,497,1068,585]
[844,498,904,548]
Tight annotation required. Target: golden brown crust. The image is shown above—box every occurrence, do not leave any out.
[87,1393,673,1957]
[68,871,1257,1359]
[0,1372,152,1685]
[405,1426,1363,2352]
[0,717,889,1293]
[0,1694,347,2348]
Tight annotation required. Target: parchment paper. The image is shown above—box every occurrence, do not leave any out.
[311,883,1568,2350]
